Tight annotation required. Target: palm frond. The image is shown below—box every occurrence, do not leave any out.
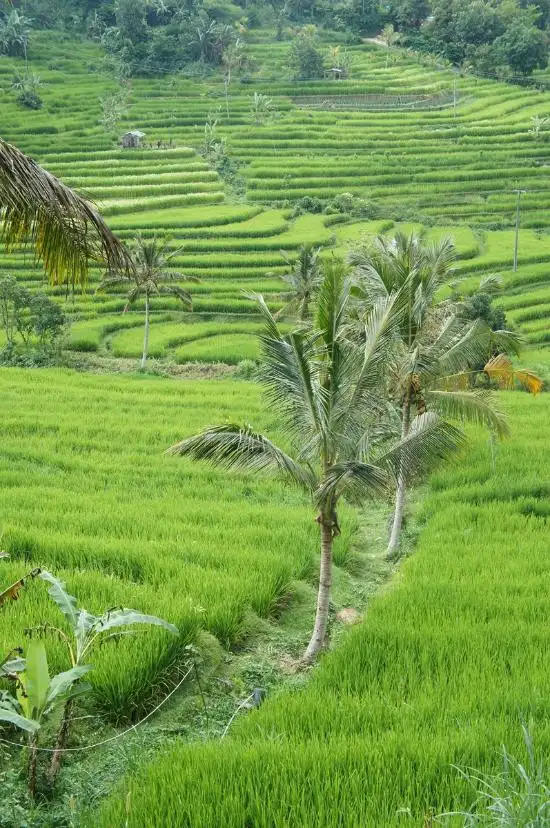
[425,389,510,437]
[479,274,503,294]
[434,318,497,376]
[489,329,523,357]
[167,425,315,491]
[159,285,192,309]
[244,291,281,341]
[316,461,389,505]
[0,137,128,287]
[484,354,544,395]
[334,294,401,430]
[377,412,466,483]
[259,330,325,445]
[316,257,349,350]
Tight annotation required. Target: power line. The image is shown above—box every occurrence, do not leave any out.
[0,664,194,755]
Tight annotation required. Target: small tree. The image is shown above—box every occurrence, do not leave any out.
[11,71,43,110]
[0,640,91,797]
[289,26,325,80]
[32,569,178,782]
[278,245,322,321]
[528,114,550,138]
[0,277,65,353]
[169,262,463,663]
[99,82,131,133]
[382,24,398,68]
[98,236,192,369]
[0,276,29,347]
[250,92,275,124]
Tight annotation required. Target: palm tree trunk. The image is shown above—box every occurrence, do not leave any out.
[48,699,72,784]
[386,394,411,560]
[302,514,334,664]
[141,293,150,369]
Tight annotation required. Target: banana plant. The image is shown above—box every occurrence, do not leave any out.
[0,640,91,796]
[34,570,178,780]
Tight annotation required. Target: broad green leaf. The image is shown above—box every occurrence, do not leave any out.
[39,570,79,630]
[75,608,99,660]
[0,691,19,712]
[44,665,93,714]
[0,709,40,734]
[0,658,25,676]
[97,609,179,637]
[25,641,50,719]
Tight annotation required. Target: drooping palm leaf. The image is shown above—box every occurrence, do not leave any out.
[316,460,389,505]
[484,354,544,395]
[0,137,128,287]
[167,424,315,491]
[424,389,510,437]
[377,412,466,484]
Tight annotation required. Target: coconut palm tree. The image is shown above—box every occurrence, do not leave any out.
[0,137,127,286]
[349,233,517,559]
[168,260,464,663]
[278,245,322,321]
[99,236,193,369]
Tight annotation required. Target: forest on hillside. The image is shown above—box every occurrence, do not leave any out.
[3,0,550,78]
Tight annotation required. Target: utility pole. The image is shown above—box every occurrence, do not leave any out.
[513,189,526,272]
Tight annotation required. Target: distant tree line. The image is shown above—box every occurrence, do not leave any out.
[3,0,549,77]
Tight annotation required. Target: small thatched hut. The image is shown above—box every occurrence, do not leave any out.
[121,130,146,149]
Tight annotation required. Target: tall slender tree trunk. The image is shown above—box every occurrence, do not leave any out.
[141,293,150,370]
[48,699,72,784]
[386,394,411,560]
[302,514,334,664]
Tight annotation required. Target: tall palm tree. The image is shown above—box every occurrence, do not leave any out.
[99,236,192,369]
[350,233,516,559]
[278,245,322,321]
[0,138,127,287]
[168,261,464,663]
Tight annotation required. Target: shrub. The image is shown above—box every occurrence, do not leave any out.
[234,359,257,379]
[16,90,43,109]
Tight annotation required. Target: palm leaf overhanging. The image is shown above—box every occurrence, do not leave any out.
[0,137,128,287]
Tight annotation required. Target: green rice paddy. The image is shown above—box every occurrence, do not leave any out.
[2,22,550,826]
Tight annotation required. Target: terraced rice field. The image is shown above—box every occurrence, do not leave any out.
[0,368,338,721]
[3,23,550,827]
[1,30,550,365]
[92,392,550,826]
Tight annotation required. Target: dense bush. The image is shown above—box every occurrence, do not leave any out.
[416,0,549,76]
[0,276,66,363]
[288,26,325,80]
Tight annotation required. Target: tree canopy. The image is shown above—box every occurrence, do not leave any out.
[7,0,549,77]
